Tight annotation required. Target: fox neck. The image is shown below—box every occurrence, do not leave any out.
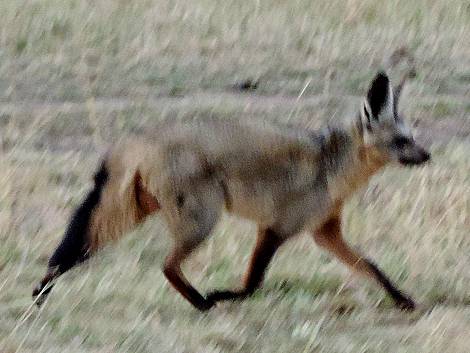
[323,119,389,203]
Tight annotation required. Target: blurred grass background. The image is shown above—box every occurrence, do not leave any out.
[0,0,469,352]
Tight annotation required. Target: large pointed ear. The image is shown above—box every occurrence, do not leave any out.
[363,71,394,122]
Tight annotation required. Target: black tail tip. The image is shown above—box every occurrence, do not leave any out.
[32,283,54,307]
[32,271,57,306]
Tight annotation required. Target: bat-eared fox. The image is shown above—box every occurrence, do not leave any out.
[33,71,430,311]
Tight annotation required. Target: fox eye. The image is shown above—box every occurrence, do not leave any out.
[392,136,412,148]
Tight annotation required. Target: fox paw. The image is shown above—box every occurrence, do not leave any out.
[195,297,216,311]
[206,289,248,302]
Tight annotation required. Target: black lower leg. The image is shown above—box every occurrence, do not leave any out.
[365,259,415,310]
[204,289,248,302]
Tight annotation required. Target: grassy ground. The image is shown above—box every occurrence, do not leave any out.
[1,0,469,352]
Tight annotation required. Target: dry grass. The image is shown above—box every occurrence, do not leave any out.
[1,0,469,352]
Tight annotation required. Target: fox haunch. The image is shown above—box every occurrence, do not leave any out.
[34,71,430,311]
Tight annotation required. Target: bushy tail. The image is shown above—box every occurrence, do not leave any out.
[33,147,153,304]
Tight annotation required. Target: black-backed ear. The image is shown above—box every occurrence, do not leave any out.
[364,71,393,120]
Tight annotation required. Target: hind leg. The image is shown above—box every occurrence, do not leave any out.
[161,181,223,311]
[206,227,287,302]
[163,244,215,311]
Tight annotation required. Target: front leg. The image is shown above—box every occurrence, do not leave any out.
[312,215,415,311]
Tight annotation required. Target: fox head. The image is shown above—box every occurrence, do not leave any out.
[358,71,430,166]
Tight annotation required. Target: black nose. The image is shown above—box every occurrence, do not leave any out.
[422,151,431,163]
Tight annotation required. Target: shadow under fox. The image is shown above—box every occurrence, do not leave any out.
[33,72,430,311]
